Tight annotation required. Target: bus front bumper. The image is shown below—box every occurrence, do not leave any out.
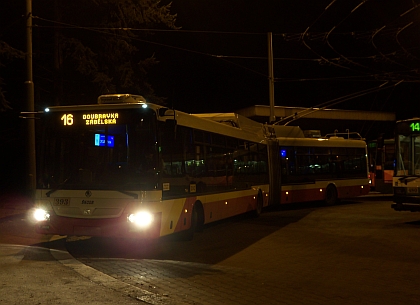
[33,213,162,239]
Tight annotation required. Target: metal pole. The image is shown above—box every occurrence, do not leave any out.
[267,32,275,123]
[26,0,36,199]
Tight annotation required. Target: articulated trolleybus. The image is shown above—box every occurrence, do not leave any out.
[32,94,269,239]
[32,94,369,239]
[392,118,420,211]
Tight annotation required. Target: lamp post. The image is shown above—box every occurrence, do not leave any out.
[267,32,275,124]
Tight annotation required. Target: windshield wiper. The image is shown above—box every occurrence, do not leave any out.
[46,177,70,197]
[398,175,419,185]
[116,190,139,199]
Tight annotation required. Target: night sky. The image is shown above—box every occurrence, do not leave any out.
[2,0,420,191]
[145,0,420,119]
[1,0,420,117]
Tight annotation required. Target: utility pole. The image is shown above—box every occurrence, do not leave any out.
[267,32,280,205]
[54,0,63,106]
[267,32,275,123]
[26,0,36,200]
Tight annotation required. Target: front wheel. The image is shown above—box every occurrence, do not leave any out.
[178,203,203,241]
[252,192,264,217]
[325,184,338,206]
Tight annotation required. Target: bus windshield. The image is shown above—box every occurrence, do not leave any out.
[37,108,159,191]
[396,134,420,176]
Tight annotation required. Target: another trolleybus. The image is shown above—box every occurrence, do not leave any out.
[391,118,420,211]
[367,138,395,193]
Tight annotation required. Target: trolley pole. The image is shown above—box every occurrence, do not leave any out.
[267,32,275,123]
[26,0,36,200]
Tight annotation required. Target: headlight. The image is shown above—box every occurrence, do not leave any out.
[128,211,153,228]
[33,208,50,221]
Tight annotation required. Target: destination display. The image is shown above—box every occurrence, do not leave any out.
[60,112,120,126]
[396,119,420,135]
[410,121,420,132]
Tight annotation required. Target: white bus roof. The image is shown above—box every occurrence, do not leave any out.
[192,113,306,139]
[43,94,365,147]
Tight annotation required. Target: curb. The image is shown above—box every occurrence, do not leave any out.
[49,247,167,304]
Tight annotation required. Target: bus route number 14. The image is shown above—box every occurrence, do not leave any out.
[61,114,74,126]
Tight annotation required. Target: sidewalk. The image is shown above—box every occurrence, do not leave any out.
[0,244,150,305]
[0,192,163,305]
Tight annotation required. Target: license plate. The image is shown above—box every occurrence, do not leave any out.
[407,187,418,194]
[53,198,70,206]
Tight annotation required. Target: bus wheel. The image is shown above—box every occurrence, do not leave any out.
[252,191,264,217]
[180,203,203,241]
[325,184,338,206]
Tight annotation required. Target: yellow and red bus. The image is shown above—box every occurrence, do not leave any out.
[32,94,269,239]
[31,94,369,239]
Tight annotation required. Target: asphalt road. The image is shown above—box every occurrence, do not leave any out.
[63,197,420,305]
[3,195,420,305]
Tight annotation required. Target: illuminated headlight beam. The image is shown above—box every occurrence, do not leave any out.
[128,211,153,228]
[33,208,50,221]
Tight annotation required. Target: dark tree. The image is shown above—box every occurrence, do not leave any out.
[34,0,178,106]
[0,41,24,111]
